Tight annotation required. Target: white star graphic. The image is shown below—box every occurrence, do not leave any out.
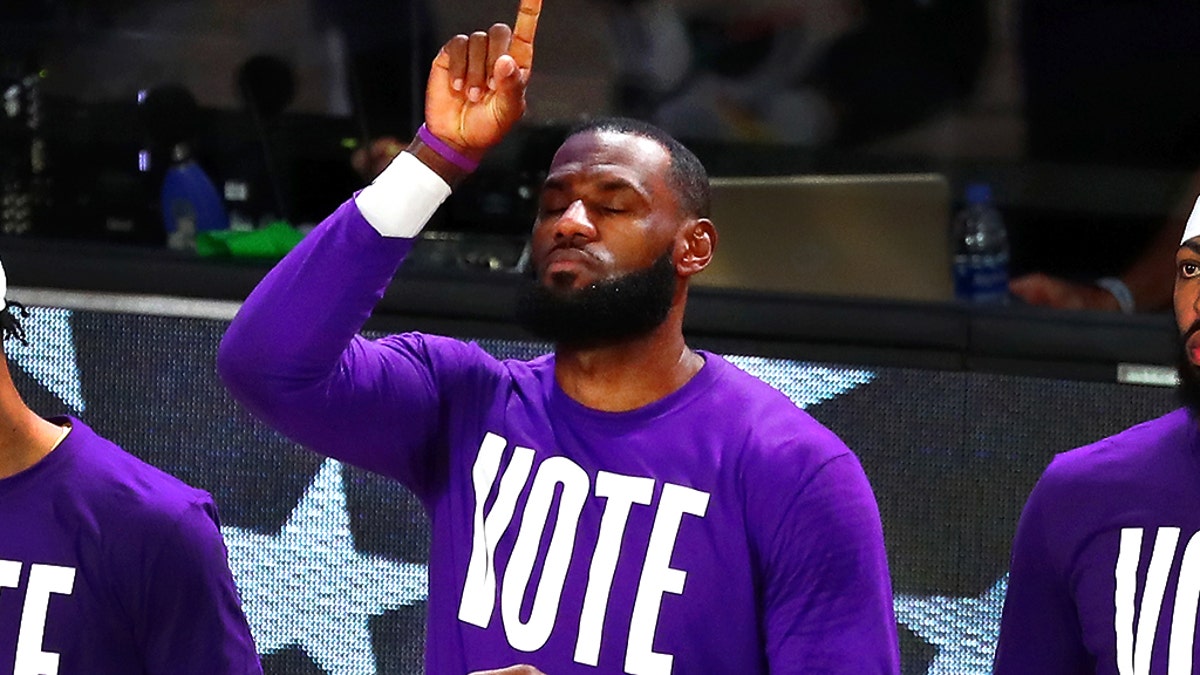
[221,459,429,675]
[725,355,875,409]
[894,575,1008,675]
[9,307,85,412]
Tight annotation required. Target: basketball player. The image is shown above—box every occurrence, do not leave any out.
[0,258,260,674]
[995,197,1200,673]
[219,0,899,671]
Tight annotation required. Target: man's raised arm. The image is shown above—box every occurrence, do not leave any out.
[216,0,541,475]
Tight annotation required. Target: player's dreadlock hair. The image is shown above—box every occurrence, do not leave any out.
[0,301,30,346]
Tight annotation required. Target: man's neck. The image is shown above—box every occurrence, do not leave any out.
[0,405,67,480]
[553,318,704,413]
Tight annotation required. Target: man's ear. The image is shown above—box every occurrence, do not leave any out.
[676,218,716,277]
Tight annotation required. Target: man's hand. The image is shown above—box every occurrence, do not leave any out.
[351,137,406,181]
[468,666,547,675]
[424,0,542,160]
[1009,273,1122,311]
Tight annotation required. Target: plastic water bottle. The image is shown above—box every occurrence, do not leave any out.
[952,182,1010,304]
[161,144,228,251]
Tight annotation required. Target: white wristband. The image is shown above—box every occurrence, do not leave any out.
[1095,276,1135,314]
[354,151,452,239]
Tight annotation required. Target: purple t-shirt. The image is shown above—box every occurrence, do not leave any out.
[995,408,1200,674]
[0,416,261,675]
[219,199,899,674]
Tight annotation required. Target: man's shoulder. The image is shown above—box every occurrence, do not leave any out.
[62,418,215,527]
[1040,408,1194,493]
[704,353,814,412]
[704,355,853,471]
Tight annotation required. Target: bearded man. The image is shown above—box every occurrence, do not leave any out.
[218,1,898,671]
[995,198,1200,673]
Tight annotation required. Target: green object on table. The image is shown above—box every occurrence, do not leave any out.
[195,221,305,260]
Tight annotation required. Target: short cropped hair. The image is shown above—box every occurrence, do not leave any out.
[566,117,711,219]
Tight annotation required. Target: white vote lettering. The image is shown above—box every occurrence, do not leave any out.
[1169,533,1200,675]
[0,559,19,591]
[625,483,710,675]
[1114,527,1200,675]
[574,471,655,666]
[502,456,590,652]
[459,433,536,628]
[460,434,710,673]
[0,561,76,675]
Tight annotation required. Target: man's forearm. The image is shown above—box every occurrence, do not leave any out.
[217,199,416,420]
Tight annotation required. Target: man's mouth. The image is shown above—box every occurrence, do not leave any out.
[545,247,592,266]
[1185,331,1200,365]
[546,258,586,276]
[542,248,597,285]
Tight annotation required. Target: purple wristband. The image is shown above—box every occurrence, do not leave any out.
[416,125,480,172]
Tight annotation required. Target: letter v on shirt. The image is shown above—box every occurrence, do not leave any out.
[457,432,710,675]
[1116,527,1200,675]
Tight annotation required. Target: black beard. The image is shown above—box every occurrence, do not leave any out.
[1176,332,1200,416]
[515,250,677,348]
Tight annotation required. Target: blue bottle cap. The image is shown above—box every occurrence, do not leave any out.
[965,182,993,205]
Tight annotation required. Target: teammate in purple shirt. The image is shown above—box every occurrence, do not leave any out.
[0,261,261,674]
[219,1,899,672]
[994,197,1200,674]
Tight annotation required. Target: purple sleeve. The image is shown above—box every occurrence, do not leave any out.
[218,199,455,489]
[993,464,1091,674]
[135,499,261,674]
[757,452,900,674]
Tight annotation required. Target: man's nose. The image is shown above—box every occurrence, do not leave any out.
[553,200,597,243]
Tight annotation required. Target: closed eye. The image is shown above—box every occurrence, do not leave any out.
[537,201,568,219]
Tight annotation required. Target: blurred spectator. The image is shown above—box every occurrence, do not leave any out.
[21,1,335,113]
[313,0,436,181]
[599,0,989,147]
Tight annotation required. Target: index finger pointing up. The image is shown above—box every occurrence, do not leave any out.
[509,0,542,70]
